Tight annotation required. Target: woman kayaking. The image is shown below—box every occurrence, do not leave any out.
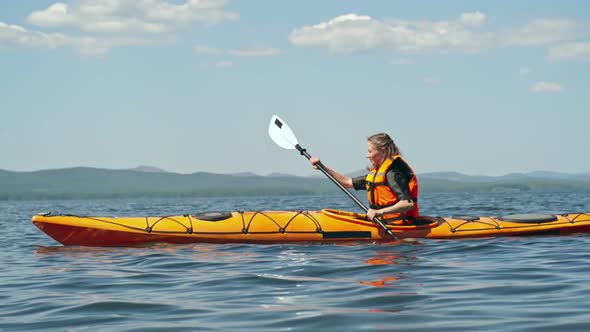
[310,133,419,224]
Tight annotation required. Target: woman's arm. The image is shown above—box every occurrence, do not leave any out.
[367,200,414,220]
[309,157,354,188]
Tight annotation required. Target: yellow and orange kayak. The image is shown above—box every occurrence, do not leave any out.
[32,209,590,246]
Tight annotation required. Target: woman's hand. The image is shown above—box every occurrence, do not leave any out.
[309,157,321,170]
[366,208,383,220]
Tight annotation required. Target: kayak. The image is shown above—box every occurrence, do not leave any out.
[32,209,590,246]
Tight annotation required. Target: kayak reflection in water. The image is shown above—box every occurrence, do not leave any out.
[309,133,420,225]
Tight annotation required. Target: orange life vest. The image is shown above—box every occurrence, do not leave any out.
[365,155,419,223]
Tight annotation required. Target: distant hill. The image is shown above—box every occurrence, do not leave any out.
[267,172,300,178]
[0,167,589,200]
[128,166,168,173]
[0,167,338,200]
[419,172,496,183]
[418,171,590,192]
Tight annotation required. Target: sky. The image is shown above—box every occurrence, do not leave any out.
[1,0,589,177]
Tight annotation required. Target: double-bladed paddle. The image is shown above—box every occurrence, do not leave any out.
[268,115,397,240]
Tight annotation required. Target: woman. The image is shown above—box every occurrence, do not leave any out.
[310,133,419,224]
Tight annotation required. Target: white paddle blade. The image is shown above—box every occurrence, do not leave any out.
[268,115,299,149]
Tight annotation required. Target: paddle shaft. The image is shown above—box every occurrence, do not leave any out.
[295,144,397,239]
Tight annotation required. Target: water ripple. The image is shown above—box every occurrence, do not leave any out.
[2,193,590,331]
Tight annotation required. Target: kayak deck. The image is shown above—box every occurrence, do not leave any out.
[32,209,590,246]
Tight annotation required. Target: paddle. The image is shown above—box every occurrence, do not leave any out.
[268,115,397,240]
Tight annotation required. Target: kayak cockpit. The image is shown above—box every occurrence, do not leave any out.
[320,209,441,227]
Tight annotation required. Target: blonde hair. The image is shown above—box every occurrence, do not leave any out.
[368,133,401,158]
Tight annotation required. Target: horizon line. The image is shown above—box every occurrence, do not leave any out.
[1,165,589,178]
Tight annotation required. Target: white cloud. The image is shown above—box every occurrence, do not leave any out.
[501,18,577,47]
[27,3,75,27]
[548,42,590,61]
[289,12,493,55]
[27,0,238,33]
[7,5,587,61]
[289,14,382,54]
[5,0,236,55]
[229,44,281,57]
[459,11,487,27]
[0,21,150,55]
[529,81,564,93]
[290,13,585,59]
[215,60,232,68]
[0,21,67,49]
[519,67,532,76]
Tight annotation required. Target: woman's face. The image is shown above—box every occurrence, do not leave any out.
[367,142,386,169]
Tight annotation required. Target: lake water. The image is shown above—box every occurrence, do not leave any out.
[1,192,590,331]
